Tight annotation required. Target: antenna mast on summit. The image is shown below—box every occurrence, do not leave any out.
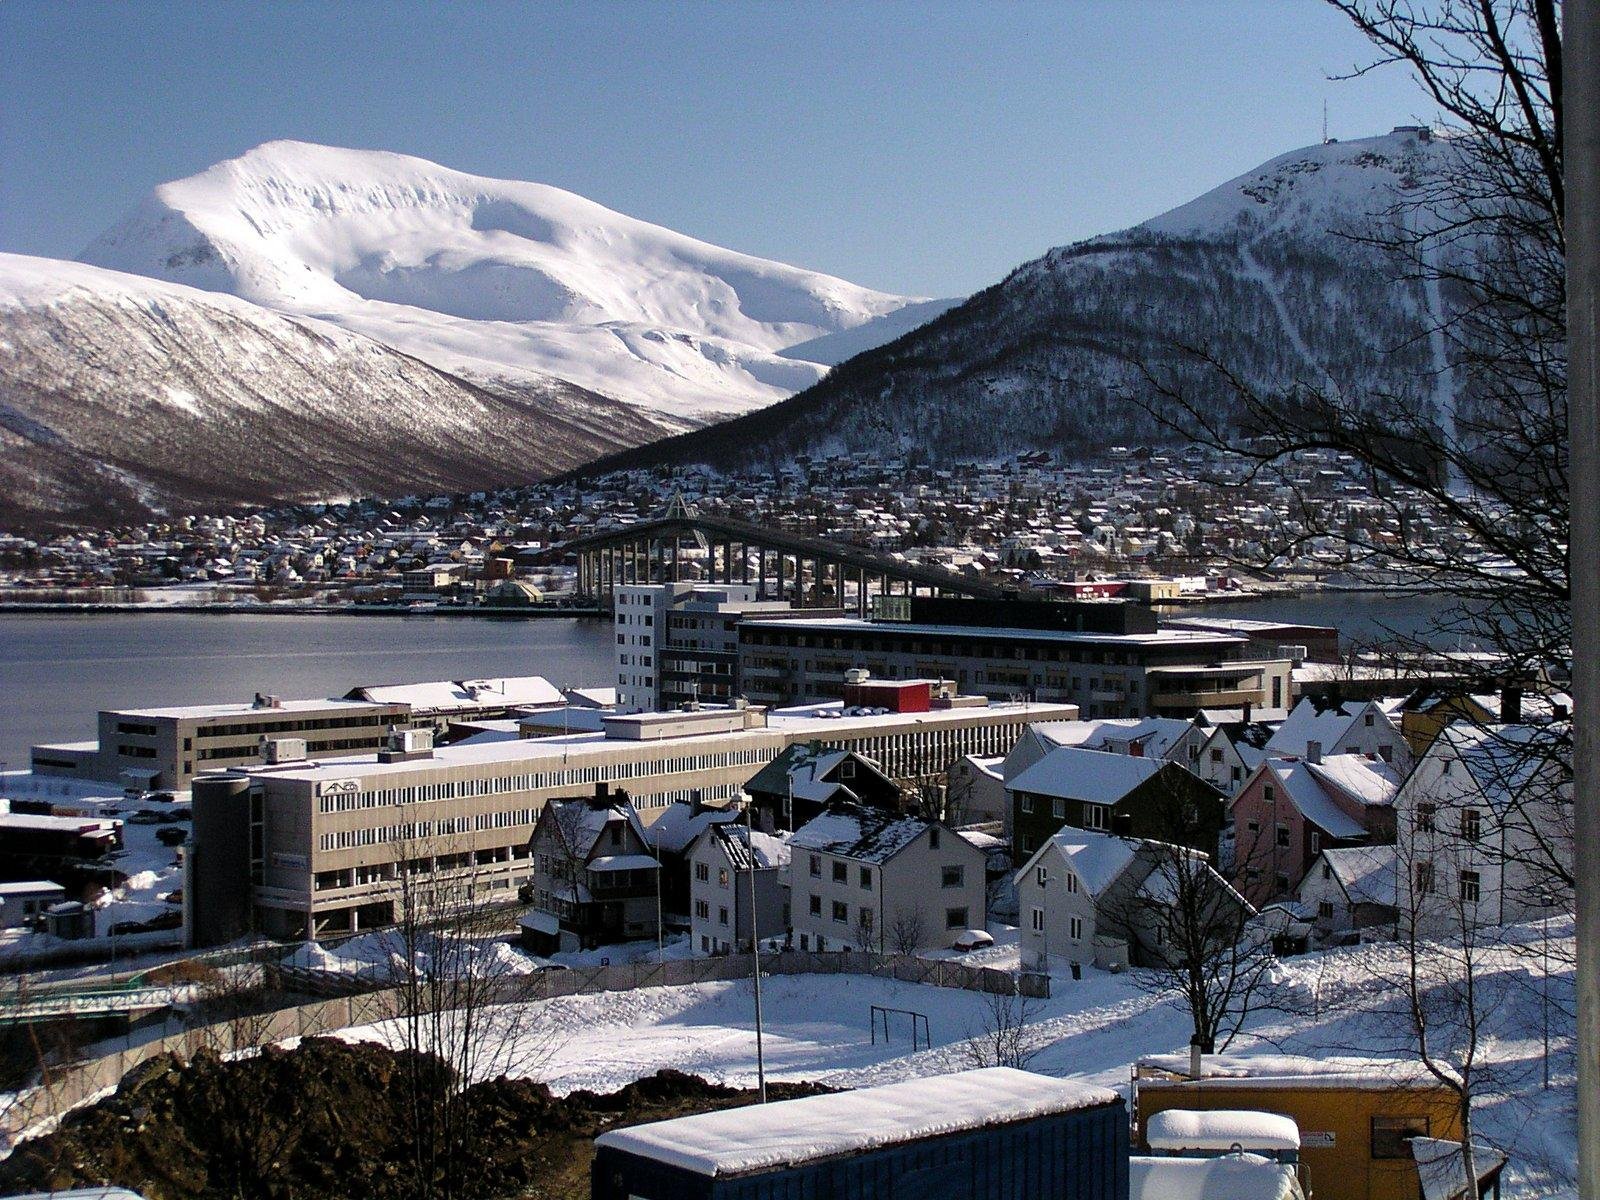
[1322,99,1329,143]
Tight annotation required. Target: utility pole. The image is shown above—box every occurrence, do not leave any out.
[747,802,767,1102]
[1568,0,1599,1193]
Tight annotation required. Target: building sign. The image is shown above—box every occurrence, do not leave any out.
[874,594,913,623]
[271,852,309,870]
[317,778,362,797]
[1301,1131,1336,1148]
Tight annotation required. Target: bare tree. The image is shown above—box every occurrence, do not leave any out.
[382,822,559,1200]
[1107,846,1276,1053]
[963,986,1046,1070]
[887,907,926,957]
[852,906,878,954]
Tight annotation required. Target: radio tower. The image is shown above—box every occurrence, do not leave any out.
[1323,99,1330,143]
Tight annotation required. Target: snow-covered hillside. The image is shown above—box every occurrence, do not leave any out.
[591,127,1461,473]
[81,141,930,426]
[0,254,663,527]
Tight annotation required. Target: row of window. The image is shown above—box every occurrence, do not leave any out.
[315,749,772,813]
[317,807,538,851]
[198,715,392,739]
[1028,907,1084,940]
[1019,794,1109,829]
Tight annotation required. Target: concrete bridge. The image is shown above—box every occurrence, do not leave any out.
[561,496,1014,614]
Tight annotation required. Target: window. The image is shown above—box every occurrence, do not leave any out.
[945,907,968,930]
[832,861,848,883]
[1264,784,1276,804]
[1459,870,1481,904]
[1276,824,1291,848]
[1415,861,1435,895]
[1246,819,1260,834]
[858,907,873,933]
[839,760,855,779]
[1069,917,1083,940]
[1364,713,1375,727]
[1318,901,1334,920]
[942,865,965,889]
[859,866,872,890]
[1275,872,1290,894]
[1035,865,1048,887]
[832,900,849,923]
[1461,809,1481,843]
[1052,797,1066,819]
[808,894,821,916]
[1066,874,1079,894]
[929,828,941,849]
[1371,1115,1430,1159]
[1030,907,1044,932]
[694,899,709,919]
[1417,803,1436,832]
[1211,748,1224,762]
[1310,831,1321,855]
[809,854,821,878]
[1085,804,1109,831]
[694,862,709,882]
[718,906,729,926]
[717,867,729,888]
[1021,794,1035,815]
[1232,766,1243,783]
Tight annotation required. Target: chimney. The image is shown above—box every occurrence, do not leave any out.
[593,781,611,807]
[1127,740,1144,758]
[1112,812,1134,837]
[1189,1037,1204,1080]
[1501,686,1523,723]
[1306,740,1322,765]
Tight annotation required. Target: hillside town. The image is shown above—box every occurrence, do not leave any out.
[0,443,1464,605]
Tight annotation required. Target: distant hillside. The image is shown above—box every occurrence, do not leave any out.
[577,128,1459,475]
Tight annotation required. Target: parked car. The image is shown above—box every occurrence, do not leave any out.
[145,791,177,804]
[156,827,188,846]
[951,928,995,953]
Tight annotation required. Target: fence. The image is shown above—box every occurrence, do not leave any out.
[0,951,1048,1145]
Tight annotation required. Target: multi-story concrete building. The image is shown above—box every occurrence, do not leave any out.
[187,697,1077,945]
[614,582,836,711]
[737,597,1292,720]
[31,694,409,793]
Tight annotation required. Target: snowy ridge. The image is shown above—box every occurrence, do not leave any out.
[80,140,928,425]
[592,128,1465,473]
[0,252,665,527]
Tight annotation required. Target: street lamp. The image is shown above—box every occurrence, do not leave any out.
[1542,890,1554,1090]
[747,801,767,1103]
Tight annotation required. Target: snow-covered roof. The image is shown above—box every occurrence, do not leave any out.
[1041,828,1141,897]
[789,803,932,865]
[1145,1108,1300,1152]
[1304,755,1400,808]
[0,881,67,896]
[350,675,562,711]
[111,696,388,720]
[1260,759,1367,840]
[1129,1154,1299,1200]
[587,854,659,872]
[1265,698,1380,757]
[0,813,120,834]
[713,825,791,871]
[643,799,742,854]
[1008,746,1165,803]
[1315,844,1397,907]
[1025,718,1196,762]
[1411,1137,1508,1200]
[1437,721,1568,811]
[594,1068,1116,1177]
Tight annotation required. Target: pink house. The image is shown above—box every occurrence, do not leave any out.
[1229,746,1400,906]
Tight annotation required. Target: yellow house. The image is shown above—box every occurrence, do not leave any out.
[1133,1056,1506,1200]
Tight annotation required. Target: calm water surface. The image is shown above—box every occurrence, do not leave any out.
[0,591,1461,771]
[0,613,613,771]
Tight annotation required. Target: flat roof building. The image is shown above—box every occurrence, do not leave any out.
[187,697,1077,945]
[738,598,1292,720]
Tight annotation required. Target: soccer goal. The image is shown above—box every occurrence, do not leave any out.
[870,1004,931,1051]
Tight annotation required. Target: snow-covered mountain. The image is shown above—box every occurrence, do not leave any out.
[587,128,1459,473]
[80,141,929,428]
[0,254,662,528]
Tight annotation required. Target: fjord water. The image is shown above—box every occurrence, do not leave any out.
[0,591,1464,775]
[0,613,615,773]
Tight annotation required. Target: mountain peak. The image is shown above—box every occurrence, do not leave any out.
[80,141,927,425]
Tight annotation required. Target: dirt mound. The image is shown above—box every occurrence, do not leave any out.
[0,1040,831,1200]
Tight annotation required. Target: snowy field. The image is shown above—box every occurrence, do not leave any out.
[337,919,1579,1199]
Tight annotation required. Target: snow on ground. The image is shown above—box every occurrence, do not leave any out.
[333,918,1577,1198]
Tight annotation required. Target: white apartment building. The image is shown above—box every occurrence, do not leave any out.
[189,697,1076,945]
[686,823,790,955]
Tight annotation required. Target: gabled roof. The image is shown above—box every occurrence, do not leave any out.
[1303,754,1400,808]
[743,742,890,800]
[1265,697,1381,756]
[1015,826,1142,897]
[1025,718,1196,762]
[1257,758,1368,840]
[1007,746,1168,803]
[711,824,791,871]
[643,799,742,854]
[789,802,934,865]
[1434,721,1569,811]
[1313,844,1396,907]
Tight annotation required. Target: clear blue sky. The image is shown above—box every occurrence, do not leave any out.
[0,1,1429,297]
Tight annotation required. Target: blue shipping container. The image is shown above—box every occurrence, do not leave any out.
[592,1068,1129,1200]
